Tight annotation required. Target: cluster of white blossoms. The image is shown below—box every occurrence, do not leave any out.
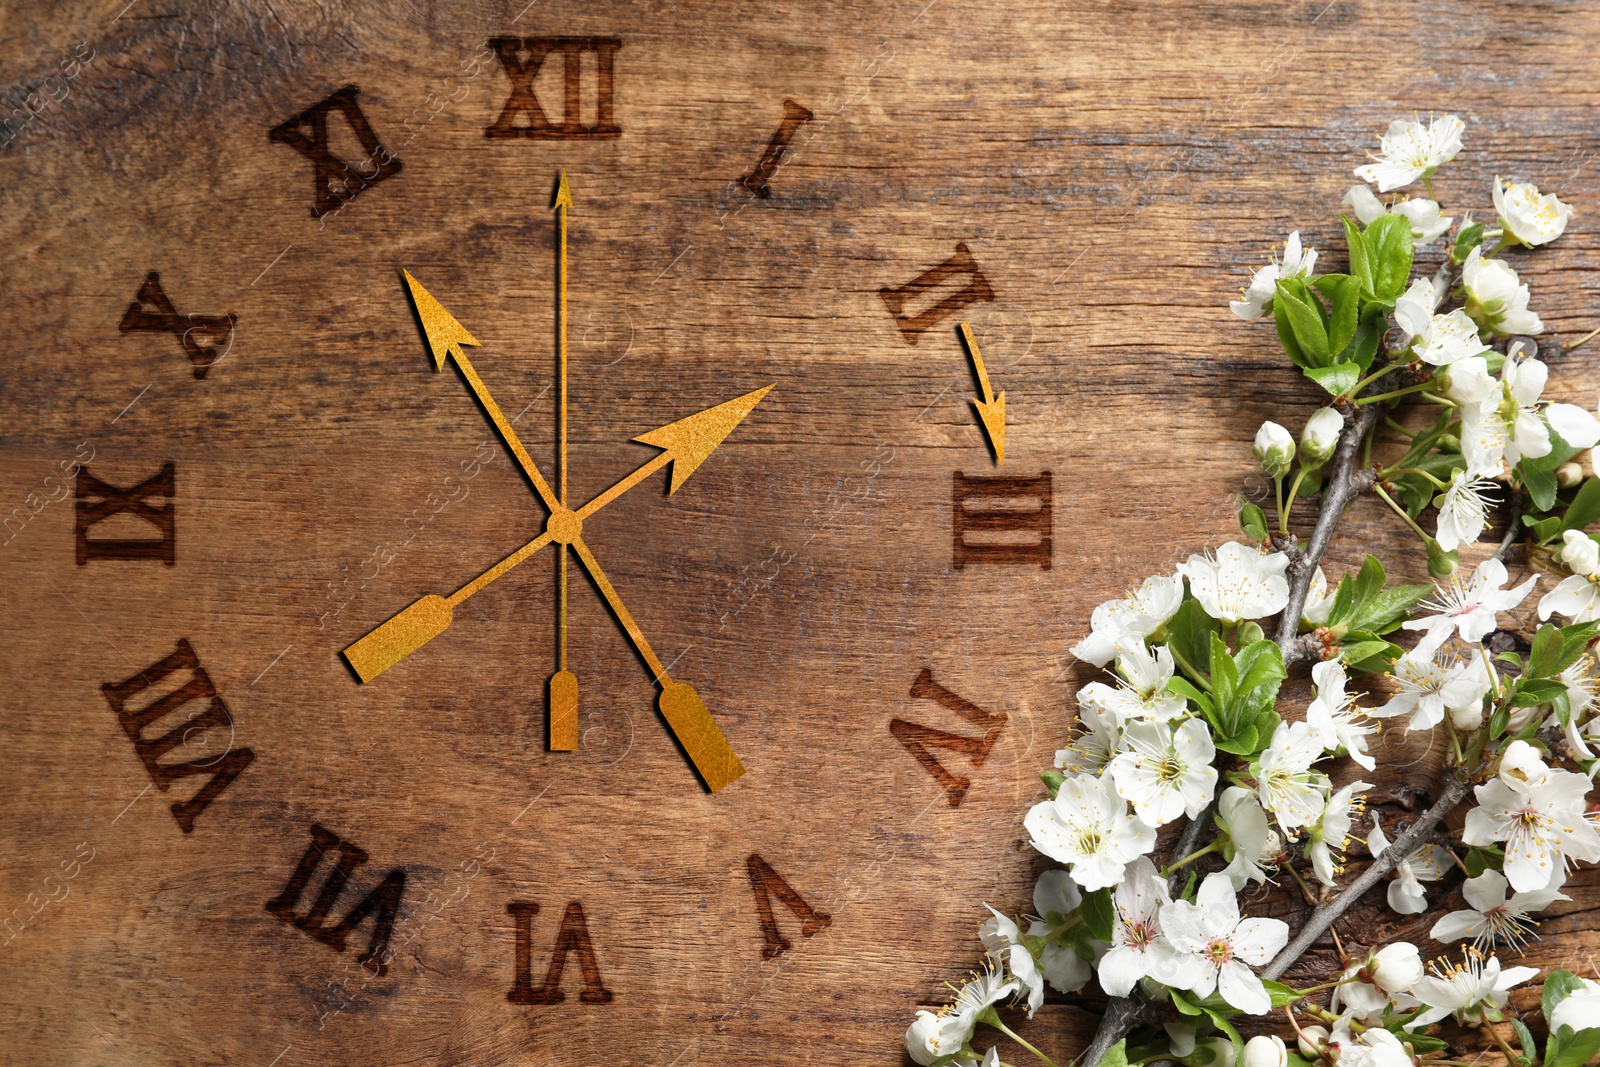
[908,113,1600,1067]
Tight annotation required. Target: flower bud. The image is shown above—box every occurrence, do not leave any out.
[1370,942,1424,992]
[1559,462,1584,488]
[1254,421,1295,479]
[1296,1025,1329,1059]
[1449,698,1484,730]
[1182,1037,1237,1067]
[1423,536,1458,577]
[1242,1035,1287,1067]
[1436,432,1461,452]
[1299,408,1343,467]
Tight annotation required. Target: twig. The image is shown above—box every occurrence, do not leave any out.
[1262,773,1471,980]
[1494,497,1523,564]
[1275,404,1382,667]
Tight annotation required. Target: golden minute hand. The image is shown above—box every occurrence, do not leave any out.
[569,535,744,792]
[402,270,559,512]
[576,384,774,520]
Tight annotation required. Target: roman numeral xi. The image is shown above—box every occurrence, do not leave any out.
[269,84,402,218]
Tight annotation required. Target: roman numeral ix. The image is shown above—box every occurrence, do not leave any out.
[76,462,176,565]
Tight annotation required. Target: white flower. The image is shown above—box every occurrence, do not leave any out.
[979,906,1045,1016]
[1085,644,1189,723]
[1460,356,1561,472]
[1254,721,1331,831]
[1307,780,1370,887]
[1024,773,1156,891]
[1096,857,1201,997]
[1392,277,1488,367]
[1429,868,1567,952]
[1408,949,1539,1029]
[1499,739,1552,793]
[1071,573,1186,667]
[1242,1035,1287,1067]
[952,1049,1000,1067]
[1372,633,1493,733]
[1305,659,1378,771]
[1434,467,1499,552]
[1217,786,1280,889]
[1302,566,1335,627]
[1300,408,1343,468]
[906,1008,971,1066]
[1343,184,1453,245]
[1179,542,1291,623]
[1028,870,1094,994]
[1495,176,1573,247]
[1354,113,1465,192]
[1329,1025,1415,1067]
[1372,942,1426,993]
[1109,719,1219,827]
[1056,691,1125,776]
[1462,768,1600,892]
[1551,976,1600,1035]
[1368,820,1450,915]
[1539,531,1600,624]
[1254,421,1295,479]
[1462,246,1543,336]
[1437,355,1498,407]
[1550,653,1600,761]
[1230,231,1317,321]
[1160,873,1289,1015]
[1403,557,1538,645]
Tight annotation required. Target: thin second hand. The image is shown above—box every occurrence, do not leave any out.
[558,173,570,672]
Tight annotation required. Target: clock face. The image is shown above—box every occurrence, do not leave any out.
[21,3,1586,1066]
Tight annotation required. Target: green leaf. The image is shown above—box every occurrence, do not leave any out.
[1214,724,1260,756]
[1559,621,1600,672]
[1514,1019,1538,1065]
[1169,988,1202,1017]
[1240,500,1268,542]
[1548,1025,1600,1067]
[1560,478,1600,533]
[1544,969,1588,1024]
[1525,514,1563,544]
[1464,846,1504,877]
[1274,291,1309,369]
[1366,214,1415,300]
[1204,1009,1245,1062]
[1261,979,1303,1007]
[1325,555,1430,636]
[1168,597,1220,689]
[1340,318,1381,373]
[1339,636,1398,672]
[1285,1054,1314,1067]
[1081,887,1115,942]
[1401,1032,1450,1055]
[1276,278,1330,365]
[1095,1038,1130,1067]
[1452,221,1485,264]
[1239,620,1265,646]
[1529,624,1564,679]
[1303,361,1361,397]
[1343,215,1373,295]
[1519,427,1581,512]
[1327,274,1360,356]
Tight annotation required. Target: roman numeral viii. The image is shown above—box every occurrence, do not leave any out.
[101,638,256,832]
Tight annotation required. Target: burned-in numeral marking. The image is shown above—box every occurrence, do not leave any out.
[119,272,236,380]
[745,853,831,960]
[76,462,175,565]
[265,823,407,977]
[101,638,256,833]
[485,37,622,140]
[879,242,995,344]
[506,901,613,1004]
[952,471,1052,570]
[738,98,813,198]
[890,668,1008,807]
[269,84,402,218]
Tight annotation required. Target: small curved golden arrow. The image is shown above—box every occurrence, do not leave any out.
[346,260,770,792]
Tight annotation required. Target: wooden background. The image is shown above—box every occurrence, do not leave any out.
[4,1,1600,1064]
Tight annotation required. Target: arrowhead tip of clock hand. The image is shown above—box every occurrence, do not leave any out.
[632,384,774,494]
[552,170,573,211]
[400,269,480,372]
[971,391,1006,466]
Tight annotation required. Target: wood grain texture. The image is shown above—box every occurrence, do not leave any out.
[3,1,1600,1064]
